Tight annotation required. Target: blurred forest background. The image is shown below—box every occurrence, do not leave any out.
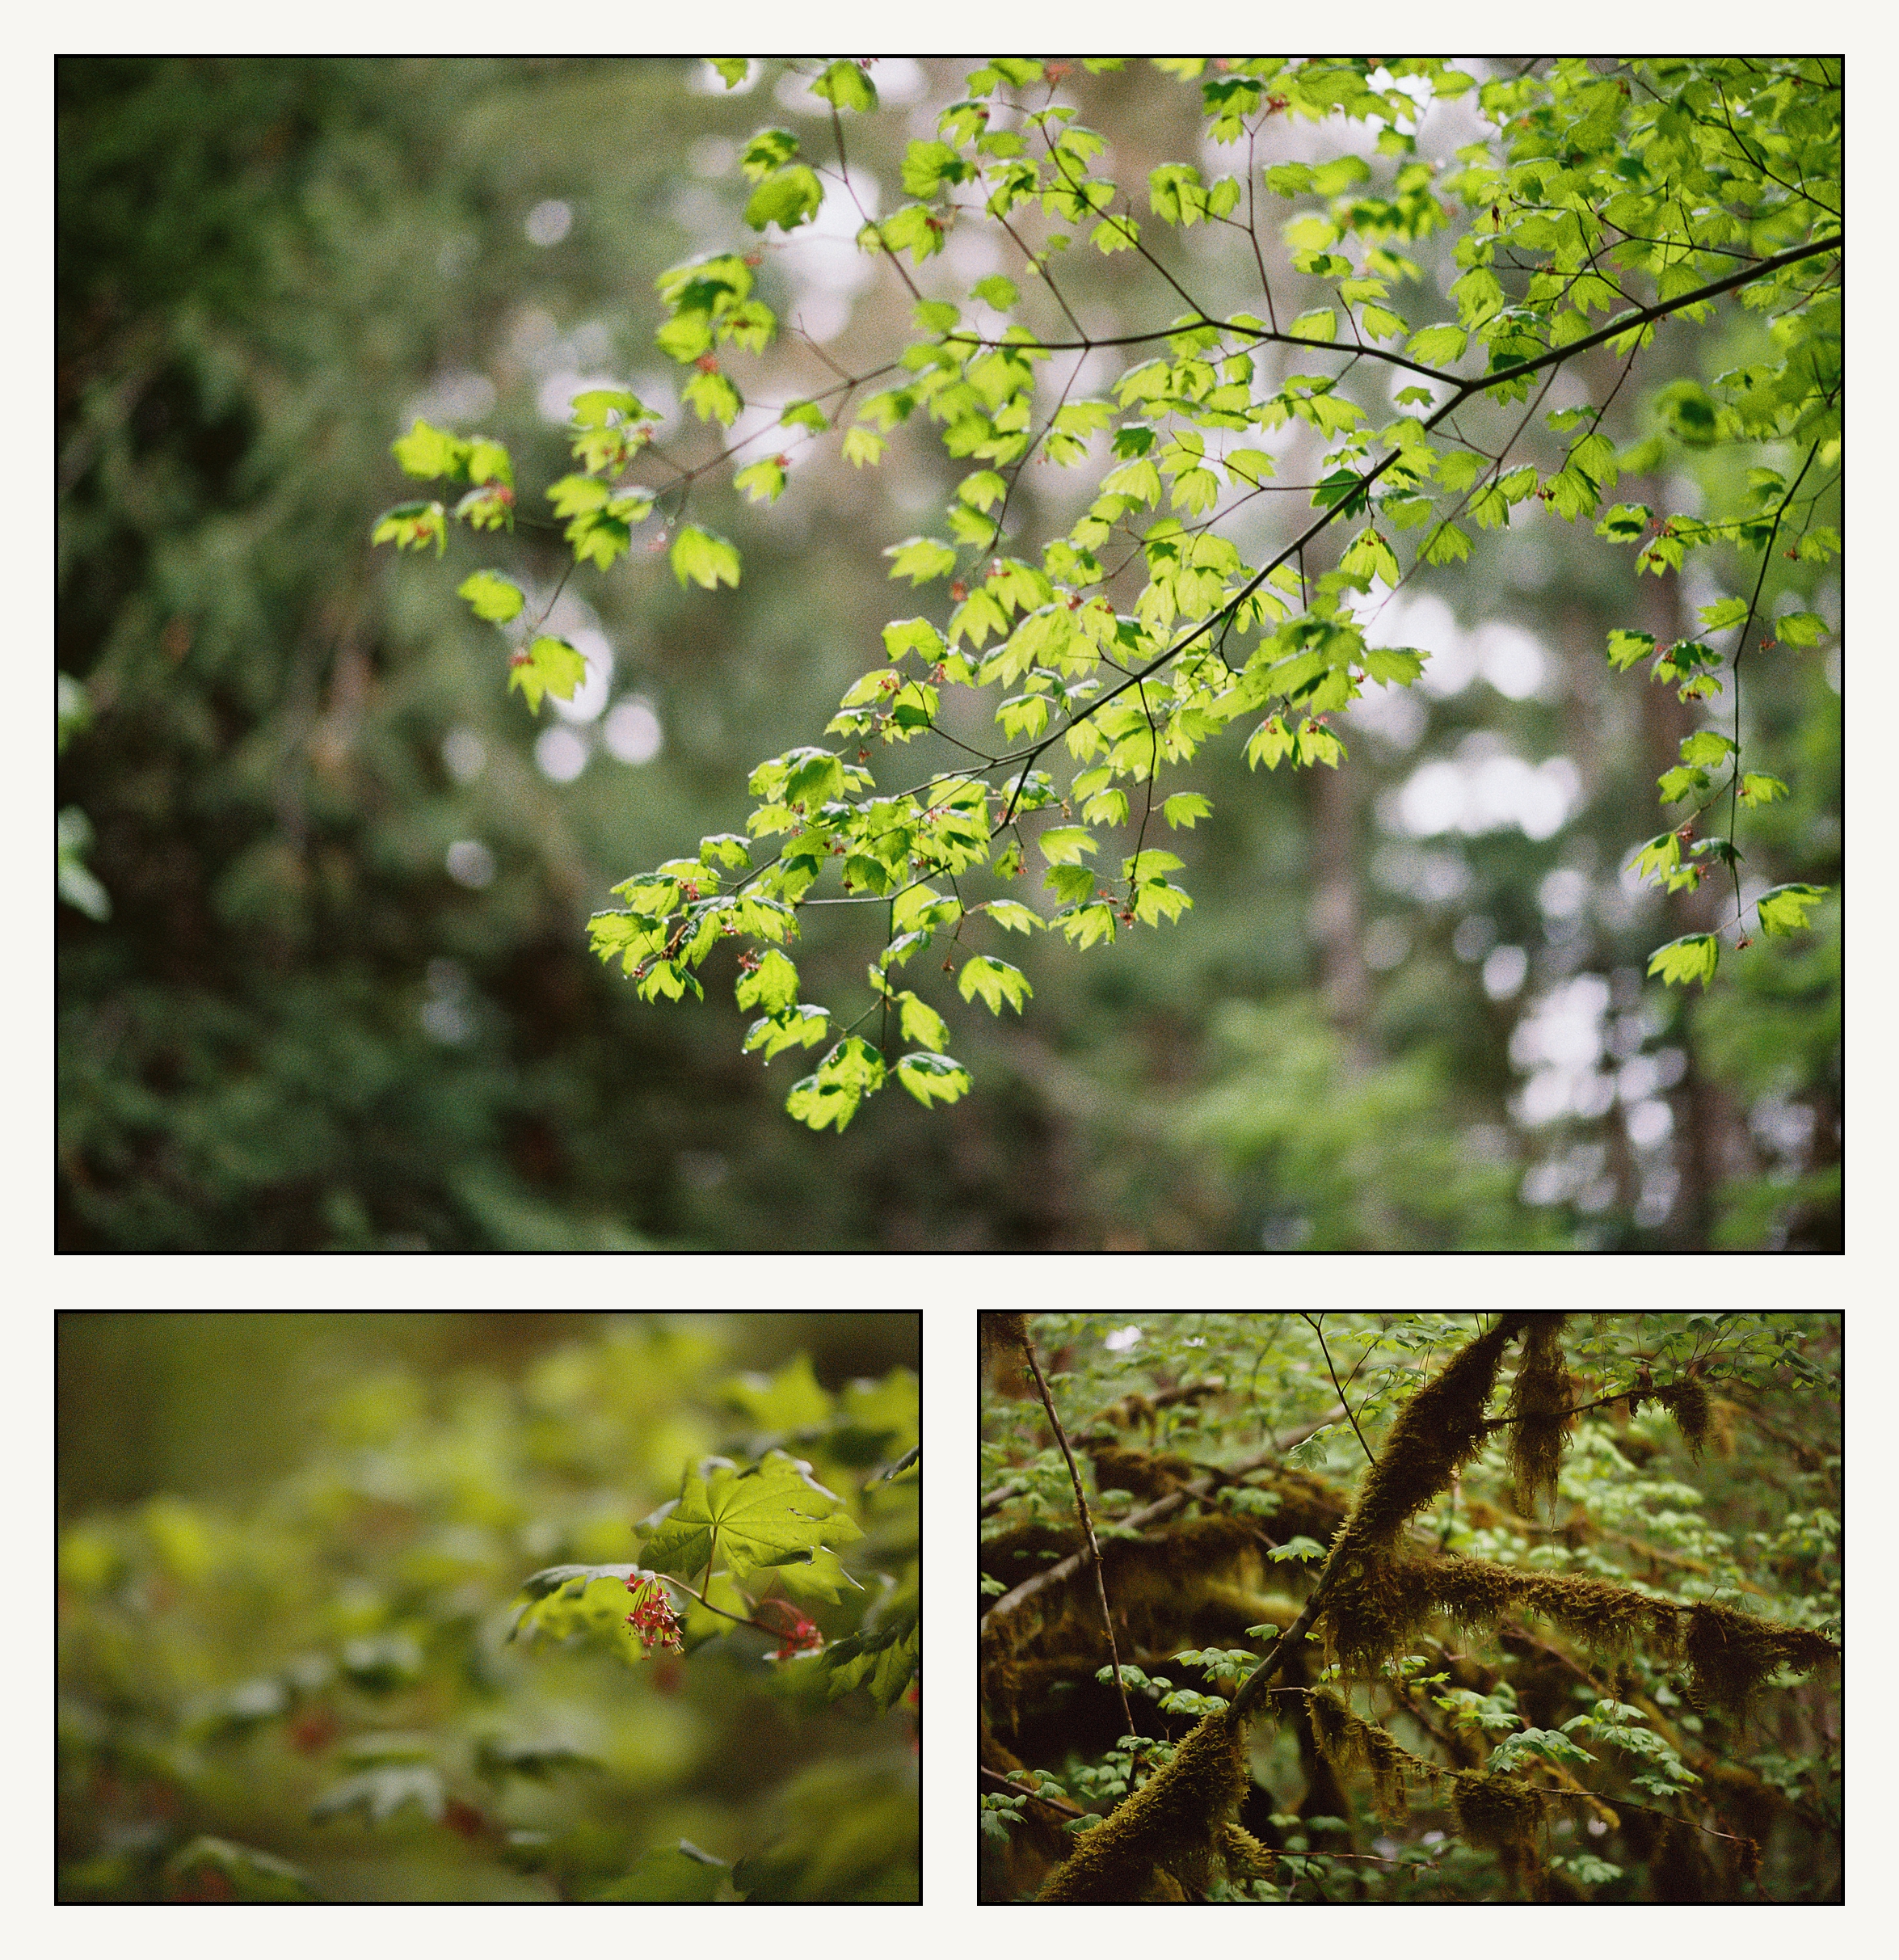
[57,1310,920,1901]
[56,57,1841,1250]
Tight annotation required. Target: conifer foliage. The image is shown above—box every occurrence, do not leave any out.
[375,58,1840,1135]
[980,1312,1839,1902]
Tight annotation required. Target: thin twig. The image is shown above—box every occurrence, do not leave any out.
[1303,1314,1374,1465]
[979,1764,1084,1818]
[1010,1321,1138,1742]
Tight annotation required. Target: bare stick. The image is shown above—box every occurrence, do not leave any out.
[1008,1320,1138,1743]
[979,1764,1084,1818]
[1303,1314,1374,1465]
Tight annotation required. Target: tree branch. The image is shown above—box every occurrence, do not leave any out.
[981,1405,1345,1632]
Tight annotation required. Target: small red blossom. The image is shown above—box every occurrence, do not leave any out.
[170,1867,236,1903]
[625,1574,685,1654]
[443,1798,492,1841]
[694,353,721,374]
[755,1599,823,1660]
[288,1706,340,1756]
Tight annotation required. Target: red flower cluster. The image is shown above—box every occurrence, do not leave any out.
[625,1574,684,1654]
[756,1599,823,1661]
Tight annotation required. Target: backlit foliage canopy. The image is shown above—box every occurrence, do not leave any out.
[374,57,1840,1135]
[979,1311,1838,1902]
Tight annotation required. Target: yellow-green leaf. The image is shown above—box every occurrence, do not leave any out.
[1647,933,1719,988]
[672,525,742,590]
[507,636,587,714]
[457,571,524,623]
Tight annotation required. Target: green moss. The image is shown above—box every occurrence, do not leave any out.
[1322,1552,1436,1675]
[1505,1313,1573,1513]
[1147,1511,1263,1578]
[1087,1443,1198,1504]
[1345,1315,1526,1547]
[1038,1709,1251,1903]
[1306,1687,1438,1822]
[1217,1821,1274,1883]
[1451,1768,1544,1891]
[1427,1558,1682,1654]
[1682,1600,1838,1711]
[1317,1318,1528,1673]
[1654,1378,1711,1457]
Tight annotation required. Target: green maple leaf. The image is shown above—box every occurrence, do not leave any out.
[457,570,524,623]
[638,1452,864,1588]
[767,1541,860,1604]
[671,525,742,590]
[1647,933,1719,988]
[507,635,586,714]
[389,418,469,482]
[507,1562,646,1643]
[815,1583,919,1713]
[1756,883,1830,938]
